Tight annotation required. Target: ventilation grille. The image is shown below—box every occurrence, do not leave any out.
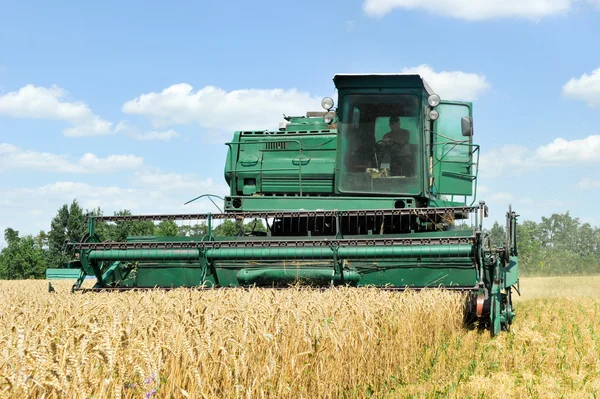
[265,141,287,150]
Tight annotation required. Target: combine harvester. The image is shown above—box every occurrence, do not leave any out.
[68,74,519,335]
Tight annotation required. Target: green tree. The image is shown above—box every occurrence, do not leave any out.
[577,223,597,258]
[0,229,46,279]
[178,223,208,237]
[108,209,155,241]
[488,221,505,248]
[514,212,600,276]
[47,200,87,266]
[156,220,178,236]
[516,220,543,275]
[212,219,268,237]
[538,212,579,250]
[4,228,19,246]
[88,207,112,241]
[35,230,49,250]
[244,219,267,234]
[213,220,243,237]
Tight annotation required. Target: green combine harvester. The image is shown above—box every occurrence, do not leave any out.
[67,74,519,335]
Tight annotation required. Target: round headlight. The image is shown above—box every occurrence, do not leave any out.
[428,94,441,107]
[429,109,439,121]
[323,112,335,124]
[321,97,334,111]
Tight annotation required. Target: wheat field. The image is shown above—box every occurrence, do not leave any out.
[1,277,599,398]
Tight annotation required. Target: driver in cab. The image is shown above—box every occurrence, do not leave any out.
[377,116,412,176]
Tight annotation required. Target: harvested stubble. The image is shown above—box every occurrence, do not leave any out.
[2,280,600,398]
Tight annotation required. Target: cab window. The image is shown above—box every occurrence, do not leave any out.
[338,94,422,195]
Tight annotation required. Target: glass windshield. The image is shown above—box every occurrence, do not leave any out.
[339,94,422,195]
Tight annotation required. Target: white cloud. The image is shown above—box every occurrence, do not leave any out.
[401,65,490,100]
[0,84,113,137]
[562,68,600,108]
[579,177,600,188]
[534,135,600,162]
[115,121,180,141]
[130,130,180,141]
[485,192,514,203]
[0,85,187,140]
[133,171,229,195]
[0,143,143,173]
[64,118,114,137]
[0,177,228,247]
[480,135,600,177]
[518,197,535,205]
[478,144,533,177]
[78,153,144,173]
[122,83,321,133]
[363,0,572,20]
[477,185,489,195]
[473,189,515,217]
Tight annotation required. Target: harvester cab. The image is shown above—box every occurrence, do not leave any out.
[223,74,479,212]
[69,73,519,335]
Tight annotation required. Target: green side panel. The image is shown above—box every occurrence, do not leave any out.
[237,268,361,286]
[433,101,474,196]
[226,133,337,196]
[46,268,82,279]
[260,141,335,193]
[504,257,519,288]
[134,267,204,288]
[210,266,240,287]
[103,264,477,289]
[102,263,477,289]
[357,267,478,288]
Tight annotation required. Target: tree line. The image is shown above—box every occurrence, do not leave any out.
[0,200,598,279]
[0,200,266,279]
[489,212,600,276]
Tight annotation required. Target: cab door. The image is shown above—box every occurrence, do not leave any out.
[432,101,476,196]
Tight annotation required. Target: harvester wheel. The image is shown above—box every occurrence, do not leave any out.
[463,294,479,328]
[464,293,490,330]
[476,293,487,318]
[502,288,515,330]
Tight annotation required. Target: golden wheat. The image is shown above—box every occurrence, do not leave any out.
[0,279,599,398]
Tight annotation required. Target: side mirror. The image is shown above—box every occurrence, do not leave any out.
[461,116,473,137]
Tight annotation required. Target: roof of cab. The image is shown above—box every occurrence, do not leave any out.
[332,73,435,95]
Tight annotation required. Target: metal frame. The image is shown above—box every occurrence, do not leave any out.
[88,206,478,223]
[74,235,476,251]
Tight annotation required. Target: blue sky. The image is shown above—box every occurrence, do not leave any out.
[1,0,600,244]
